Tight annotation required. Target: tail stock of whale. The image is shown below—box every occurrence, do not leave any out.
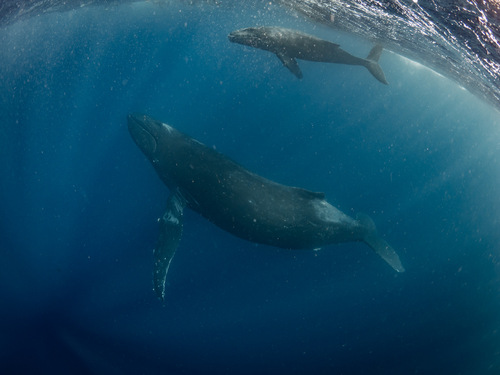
[357,213,405,272]
[364,45,389,85]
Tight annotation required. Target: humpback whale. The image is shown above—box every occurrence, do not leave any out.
[228,26,388,84]
[128,114,404,300]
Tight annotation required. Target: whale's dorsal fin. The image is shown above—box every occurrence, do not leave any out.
[276,52,303,79]
[153,189,186,301]
[292,187,325,200]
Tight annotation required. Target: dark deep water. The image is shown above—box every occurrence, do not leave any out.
[1,1,500,374]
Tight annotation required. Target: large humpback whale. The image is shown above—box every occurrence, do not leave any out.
[228,26,388,84]
[128,114,404,300]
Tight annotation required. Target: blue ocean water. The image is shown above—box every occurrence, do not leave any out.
[1,2,500,374]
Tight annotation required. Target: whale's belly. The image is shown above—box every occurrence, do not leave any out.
[182,167,360,249]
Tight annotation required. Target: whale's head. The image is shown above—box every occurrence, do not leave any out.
[127,113,179,161]
[128,114,187,191]
[228,27,268,48]
[127,114,161,159]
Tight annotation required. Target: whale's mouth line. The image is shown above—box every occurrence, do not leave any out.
[142,127,158,153]
[128,114,158,154]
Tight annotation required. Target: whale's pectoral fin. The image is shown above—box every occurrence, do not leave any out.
[153,190,186,300]
[364,45,389,85]
[276,52,303,79]
[357,213,405,273]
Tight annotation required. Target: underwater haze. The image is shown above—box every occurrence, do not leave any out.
[1,1,500,374]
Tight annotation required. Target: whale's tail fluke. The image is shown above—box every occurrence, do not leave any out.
[364,45,389,85]
[357,213,405,272]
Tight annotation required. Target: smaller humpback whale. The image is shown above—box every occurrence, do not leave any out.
[128,114,403,300]
[228,26,388,84]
